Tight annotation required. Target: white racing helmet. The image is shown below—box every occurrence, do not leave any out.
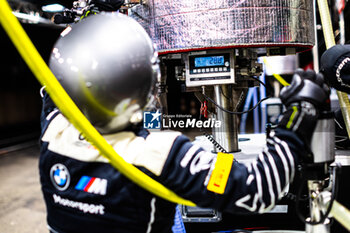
[49,13,159,133]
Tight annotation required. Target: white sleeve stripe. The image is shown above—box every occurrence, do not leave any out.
[258,202,267,213]
[251,161,263,203]
[180,145,201,168]
[235,194,259,212]
[271,136,296,181]
[280,141,296,182]
[266,138,275,147]
[267,138,291,185]
[264,150,282,195]
[46,109,59,121]
[258,152,276,210]
[146,198,156,233]
[246,174,254,185]
[274,143,290,186]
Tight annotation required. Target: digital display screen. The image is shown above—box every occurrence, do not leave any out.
[194,56,225,67]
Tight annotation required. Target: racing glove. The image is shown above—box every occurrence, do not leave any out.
[278,69,330,151]
[320,44,350,93]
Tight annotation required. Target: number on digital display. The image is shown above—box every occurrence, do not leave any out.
[194,56,225,67]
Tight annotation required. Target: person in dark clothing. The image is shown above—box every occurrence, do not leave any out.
[39,13,329,233]
[321,44,350,149]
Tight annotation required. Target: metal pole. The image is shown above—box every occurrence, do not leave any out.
[213,85,239,153]
[305,181,330,233]
[313,0,320,72]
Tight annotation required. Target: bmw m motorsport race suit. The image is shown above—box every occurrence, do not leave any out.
[39,92,312,233]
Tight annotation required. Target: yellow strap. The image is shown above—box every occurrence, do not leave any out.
[0,0,195,206]
[286,106,298,129]
[262,58,290,87]
[207,152,234,194]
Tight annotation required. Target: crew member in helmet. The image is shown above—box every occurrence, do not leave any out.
[39,13,329,233]
[321,44,350,149]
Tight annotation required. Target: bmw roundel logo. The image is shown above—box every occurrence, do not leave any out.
[50,163,70,191]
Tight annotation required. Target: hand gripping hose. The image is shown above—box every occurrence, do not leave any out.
[0,0,195,206]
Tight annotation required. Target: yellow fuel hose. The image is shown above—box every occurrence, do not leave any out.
[0,0,195,206]
[262,58,290,87]
[317,0,350,139]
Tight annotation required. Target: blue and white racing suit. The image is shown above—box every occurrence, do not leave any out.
[39,94,306,233]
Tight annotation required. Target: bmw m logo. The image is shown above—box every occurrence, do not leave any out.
[50,163,70,191]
